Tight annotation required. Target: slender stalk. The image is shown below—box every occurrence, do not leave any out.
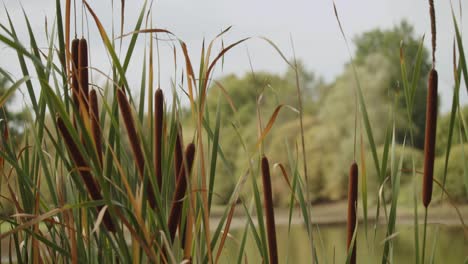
[422,208,428,264]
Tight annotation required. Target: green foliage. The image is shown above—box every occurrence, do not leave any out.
[203,67,322,204]
[436,105,468,156]
[0,73,30,140]
[0,0,466,261]
[354,21,431,149]
[201,23,433,206]
[434,144,468,202]
[367,144,424,204]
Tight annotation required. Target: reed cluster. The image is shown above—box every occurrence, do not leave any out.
[56,116,115,232]
[1,0,466,263]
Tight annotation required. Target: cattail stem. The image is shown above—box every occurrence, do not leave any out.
[154,89,164,190]
[89,89,102,168]
[56,116,115,232]
[168,143,196,243]
[423,69,438,208]
[428,0,436,64]
[347,162,358,264]
[117,89,157,209]
[261,156,278,264]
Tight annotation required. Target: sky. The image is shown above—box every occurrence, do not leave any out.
[0,0,467,113]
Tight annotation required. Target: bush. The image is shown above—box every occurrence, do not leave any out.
[433,144,468,202]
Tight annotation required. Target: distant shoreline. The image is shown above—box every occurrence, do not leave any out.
[210,201,468,229]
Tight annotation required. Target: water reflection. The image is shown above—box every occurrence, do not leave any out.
[221,224,468,263]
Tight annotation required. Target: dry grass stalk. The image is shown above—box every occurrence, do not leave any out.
[154,88,164,190]
[117,89,157,209]
[423,69,438,207]
[89,89,102,168]
[56,116,115,232]
[168,143,195,243]
[347,162,358,264]
[261,156,278,264]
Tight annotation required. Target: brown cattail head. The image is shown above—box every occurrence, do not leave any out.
[56,116,115,232]
[154,88,164,190]
[174,125,184,182]
[168,143,196,243]
[261,156,278,264]
[117,89,157,209]
[423,69,438,207]
[78,38,89,112]
[71,38,80,114]
[89,89,102,168]
[347,162,358,264]
[0,122,7,169]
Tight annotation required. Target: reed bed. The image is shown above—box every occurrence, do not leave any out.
[56,116,115,232]
[0,0,466,263]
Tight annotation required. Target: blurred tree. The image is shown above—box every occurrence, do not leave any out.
[313,54,409,199]
[204,63,323,204]
[353,20,431,149]
[435,105,468,156]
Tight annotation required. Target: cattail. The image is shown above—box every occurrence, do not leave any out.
[0,122,7,169]
[154,88,164,190]
[174,125,184,182]
[117,89,157,209]
[347,162,358,264]
[78,38,89,113]
[56,116,115,232]
[89,89,102,168]
[261,156,278,264]
[423,69,438,207]
[168,143,195,243]
[71,38,80,114]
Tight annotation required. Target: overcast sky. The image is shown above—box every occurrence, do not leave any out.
[1,0,467,113]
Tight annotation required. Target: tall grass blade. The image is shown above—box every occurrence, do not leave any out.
[0,76,30,108]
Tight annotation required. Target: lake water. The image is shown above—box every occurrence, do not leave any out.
[2,222,466,263]
[219,224,468,263]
